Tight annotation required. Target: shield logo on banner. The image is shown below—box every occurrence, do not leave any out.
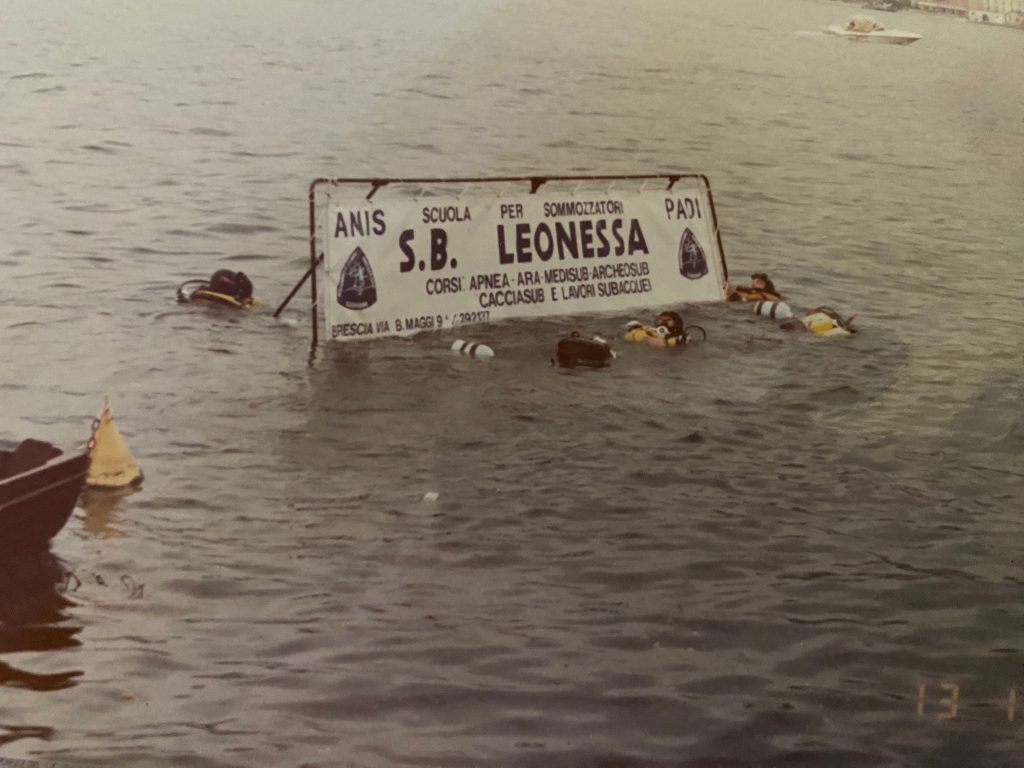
[678,228,708,280]
[336,247,377,309]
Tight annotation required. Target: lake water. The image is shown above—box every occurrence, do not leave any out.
[1,0,1023,766]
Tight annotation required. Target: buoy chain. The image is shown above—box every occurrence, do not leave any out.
[86,417,101,452]
[121,574,145,598]
[60,571,82,593]
[58,570,144,598]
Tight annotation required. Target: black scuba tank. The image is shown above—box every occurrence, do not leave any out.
[554,332,614,369]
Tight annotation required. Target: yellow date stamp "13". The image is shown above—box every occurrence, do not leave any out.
[917,684,1018,720]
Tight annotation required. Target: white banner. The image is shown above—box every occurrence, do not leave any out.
[322,180,726,341]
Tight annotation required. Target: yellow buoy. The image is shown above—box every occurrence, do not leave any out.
[86,396,144,488]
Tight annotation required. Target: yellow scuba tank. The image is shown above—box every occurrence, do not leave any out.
[185,289,260,309]
[623,318,702,347]
[624,323,658,343]
[624,322,681,345]
[801,307,856,336]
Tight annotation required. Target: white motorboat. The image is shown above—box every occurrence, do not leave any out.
[825,15,922,45]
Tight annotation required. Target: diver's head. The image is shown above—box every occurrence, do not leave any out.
[655,310,684,339]
[235,272,253,301]
[751,273,775,293]
[208,269,254,301]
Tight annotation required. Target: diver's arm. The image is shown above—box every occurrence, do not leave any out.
[731,286,759,300]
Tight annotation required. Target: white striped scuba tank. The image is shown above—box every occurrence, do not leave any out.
[451,339,495,359]
[753,299,793,320]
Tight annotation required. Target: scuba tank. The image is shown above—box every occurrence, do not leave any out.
[623,312,706,346]
[753,299,794,320]
[800,307,857,336]
[554,332,615,369]
[451,339,495,359]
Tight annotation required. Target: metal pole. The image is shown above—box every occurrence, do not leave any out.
[273,252,323,319]
[699,174,728,281]
[308,180,324,350]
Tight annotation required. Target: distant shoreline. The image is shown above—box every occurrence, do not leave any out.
[829,0,1024,30]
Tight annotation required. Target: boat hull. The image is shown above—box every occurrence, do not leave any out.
[825,25,922,44]
[0,450,90,550]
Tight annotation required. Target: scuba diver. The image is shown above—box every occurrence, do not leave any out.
[751,296,858,337]
[725,273,781,303]
[624,310,705,347]
[177,269,259,309]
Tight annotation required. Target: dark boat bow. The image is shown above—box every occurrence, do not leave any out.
[0,440,90,550]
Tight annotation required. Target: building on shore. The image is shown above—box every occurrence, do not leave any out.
[914,0,1024,25]
[971,0,1024,10]
[915,0,968,15]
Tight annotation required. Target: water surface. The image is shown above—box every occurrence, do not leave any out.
[1,1,1023,766]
